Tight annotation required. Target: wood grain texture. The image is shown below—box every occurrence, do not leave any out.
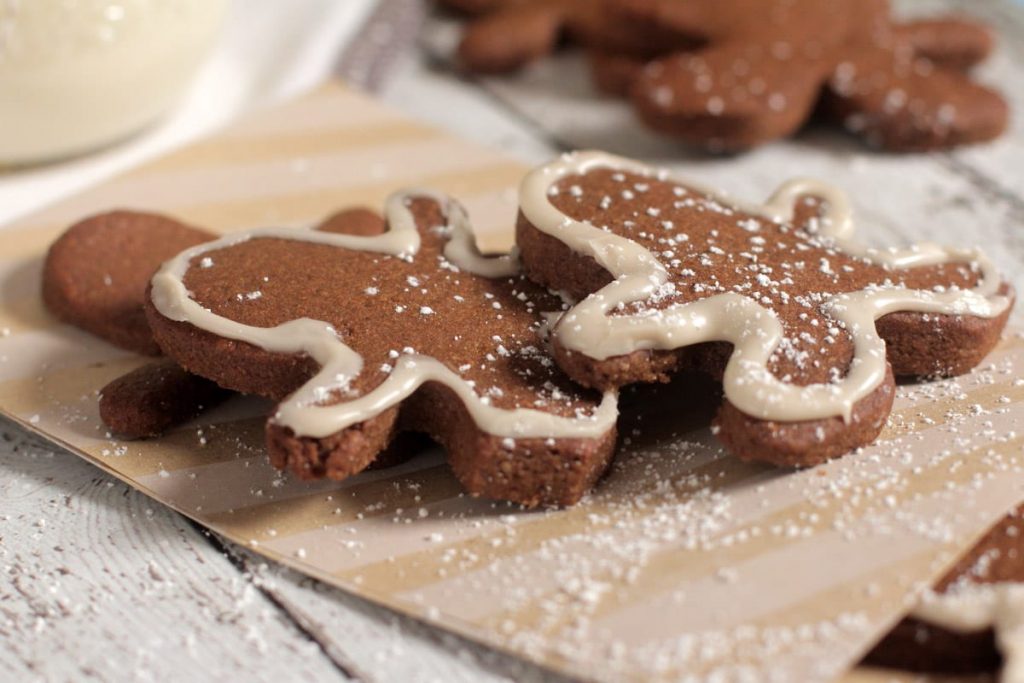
[0,417,344,682]
[0,415,567,682]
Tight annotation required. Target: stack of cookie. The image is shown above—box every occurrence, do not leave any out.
[443,0,1009,151]
[44,150,1011,506]
[42,147,1019,678]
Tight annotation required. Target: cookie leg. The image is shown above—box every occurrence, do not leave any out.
[630,41,831,150]
[261,207,407,480]
[825,45,1008,150]
[892,18,994,71]
[401,382,617,508]
[99,360,231,438]
[267,407,402,480]
[714,365,896,468]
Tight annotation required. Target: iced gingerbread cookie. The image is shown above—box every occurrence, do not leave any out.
[143,196,618,507]
[865,505,1024,678]
[596,0,1008,150]
[516,152,1012,466]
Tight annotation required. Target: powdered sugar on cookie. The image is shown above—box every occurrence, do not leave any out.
[519,151,1010,425]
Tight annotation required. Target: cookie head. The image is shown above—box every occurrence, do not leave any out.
[516,152,1012,466]
[145,193,618,507]
[42,210,213,355]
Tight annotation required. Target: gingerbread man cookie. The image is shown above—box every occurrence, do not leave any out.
[865,505,1024,677]
[516,152,1012,466]
[144,195,618,507]
[603,0,1009,150]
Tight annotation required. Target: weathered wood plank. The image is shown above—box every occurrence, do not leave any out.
[940,0,1024,215]
[0,414,570,682]
[380,56,557,166]
[221,544,571,683]
[0,417,348,682]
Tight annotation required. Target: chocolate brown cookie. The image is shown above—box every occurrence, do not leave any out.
[624,0,1008,150]
[42,210,213,355]
[515,152,1012,466]
[436,0,520,17]
[99,360,231,438]
[864,505,1024,677]
[144,195,618,507]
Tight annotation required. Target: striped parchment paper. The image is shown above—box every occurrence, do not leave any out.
[1,83,1023,682]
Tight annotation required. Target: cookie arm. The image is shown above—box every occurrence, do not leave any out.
[316,207,387,236]
[876,283,1014,378]
[42,210,214,356]
[824,45,1008,150]
[892,18,994,71]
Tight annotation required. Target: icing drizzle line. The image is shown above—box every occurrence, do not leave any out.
[913,584,1024,683]
[519,151,1010,423]
[150,191,617,440]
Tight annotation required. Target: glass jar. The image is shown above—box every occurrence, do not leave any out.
[0,0,227,165]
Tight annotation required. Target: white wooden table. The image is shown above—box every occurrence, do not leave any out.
[3,1,1023,680]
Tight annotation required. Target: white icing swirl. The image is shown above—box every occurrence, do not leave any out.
[519,151,1010,423]
[913,584,1024,683]
[150,191,616,440]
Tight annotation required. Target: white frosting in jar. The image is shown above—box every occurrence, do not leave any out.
[519,151,1010,423]
[150,191,616,440]
[0,0,226,164]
